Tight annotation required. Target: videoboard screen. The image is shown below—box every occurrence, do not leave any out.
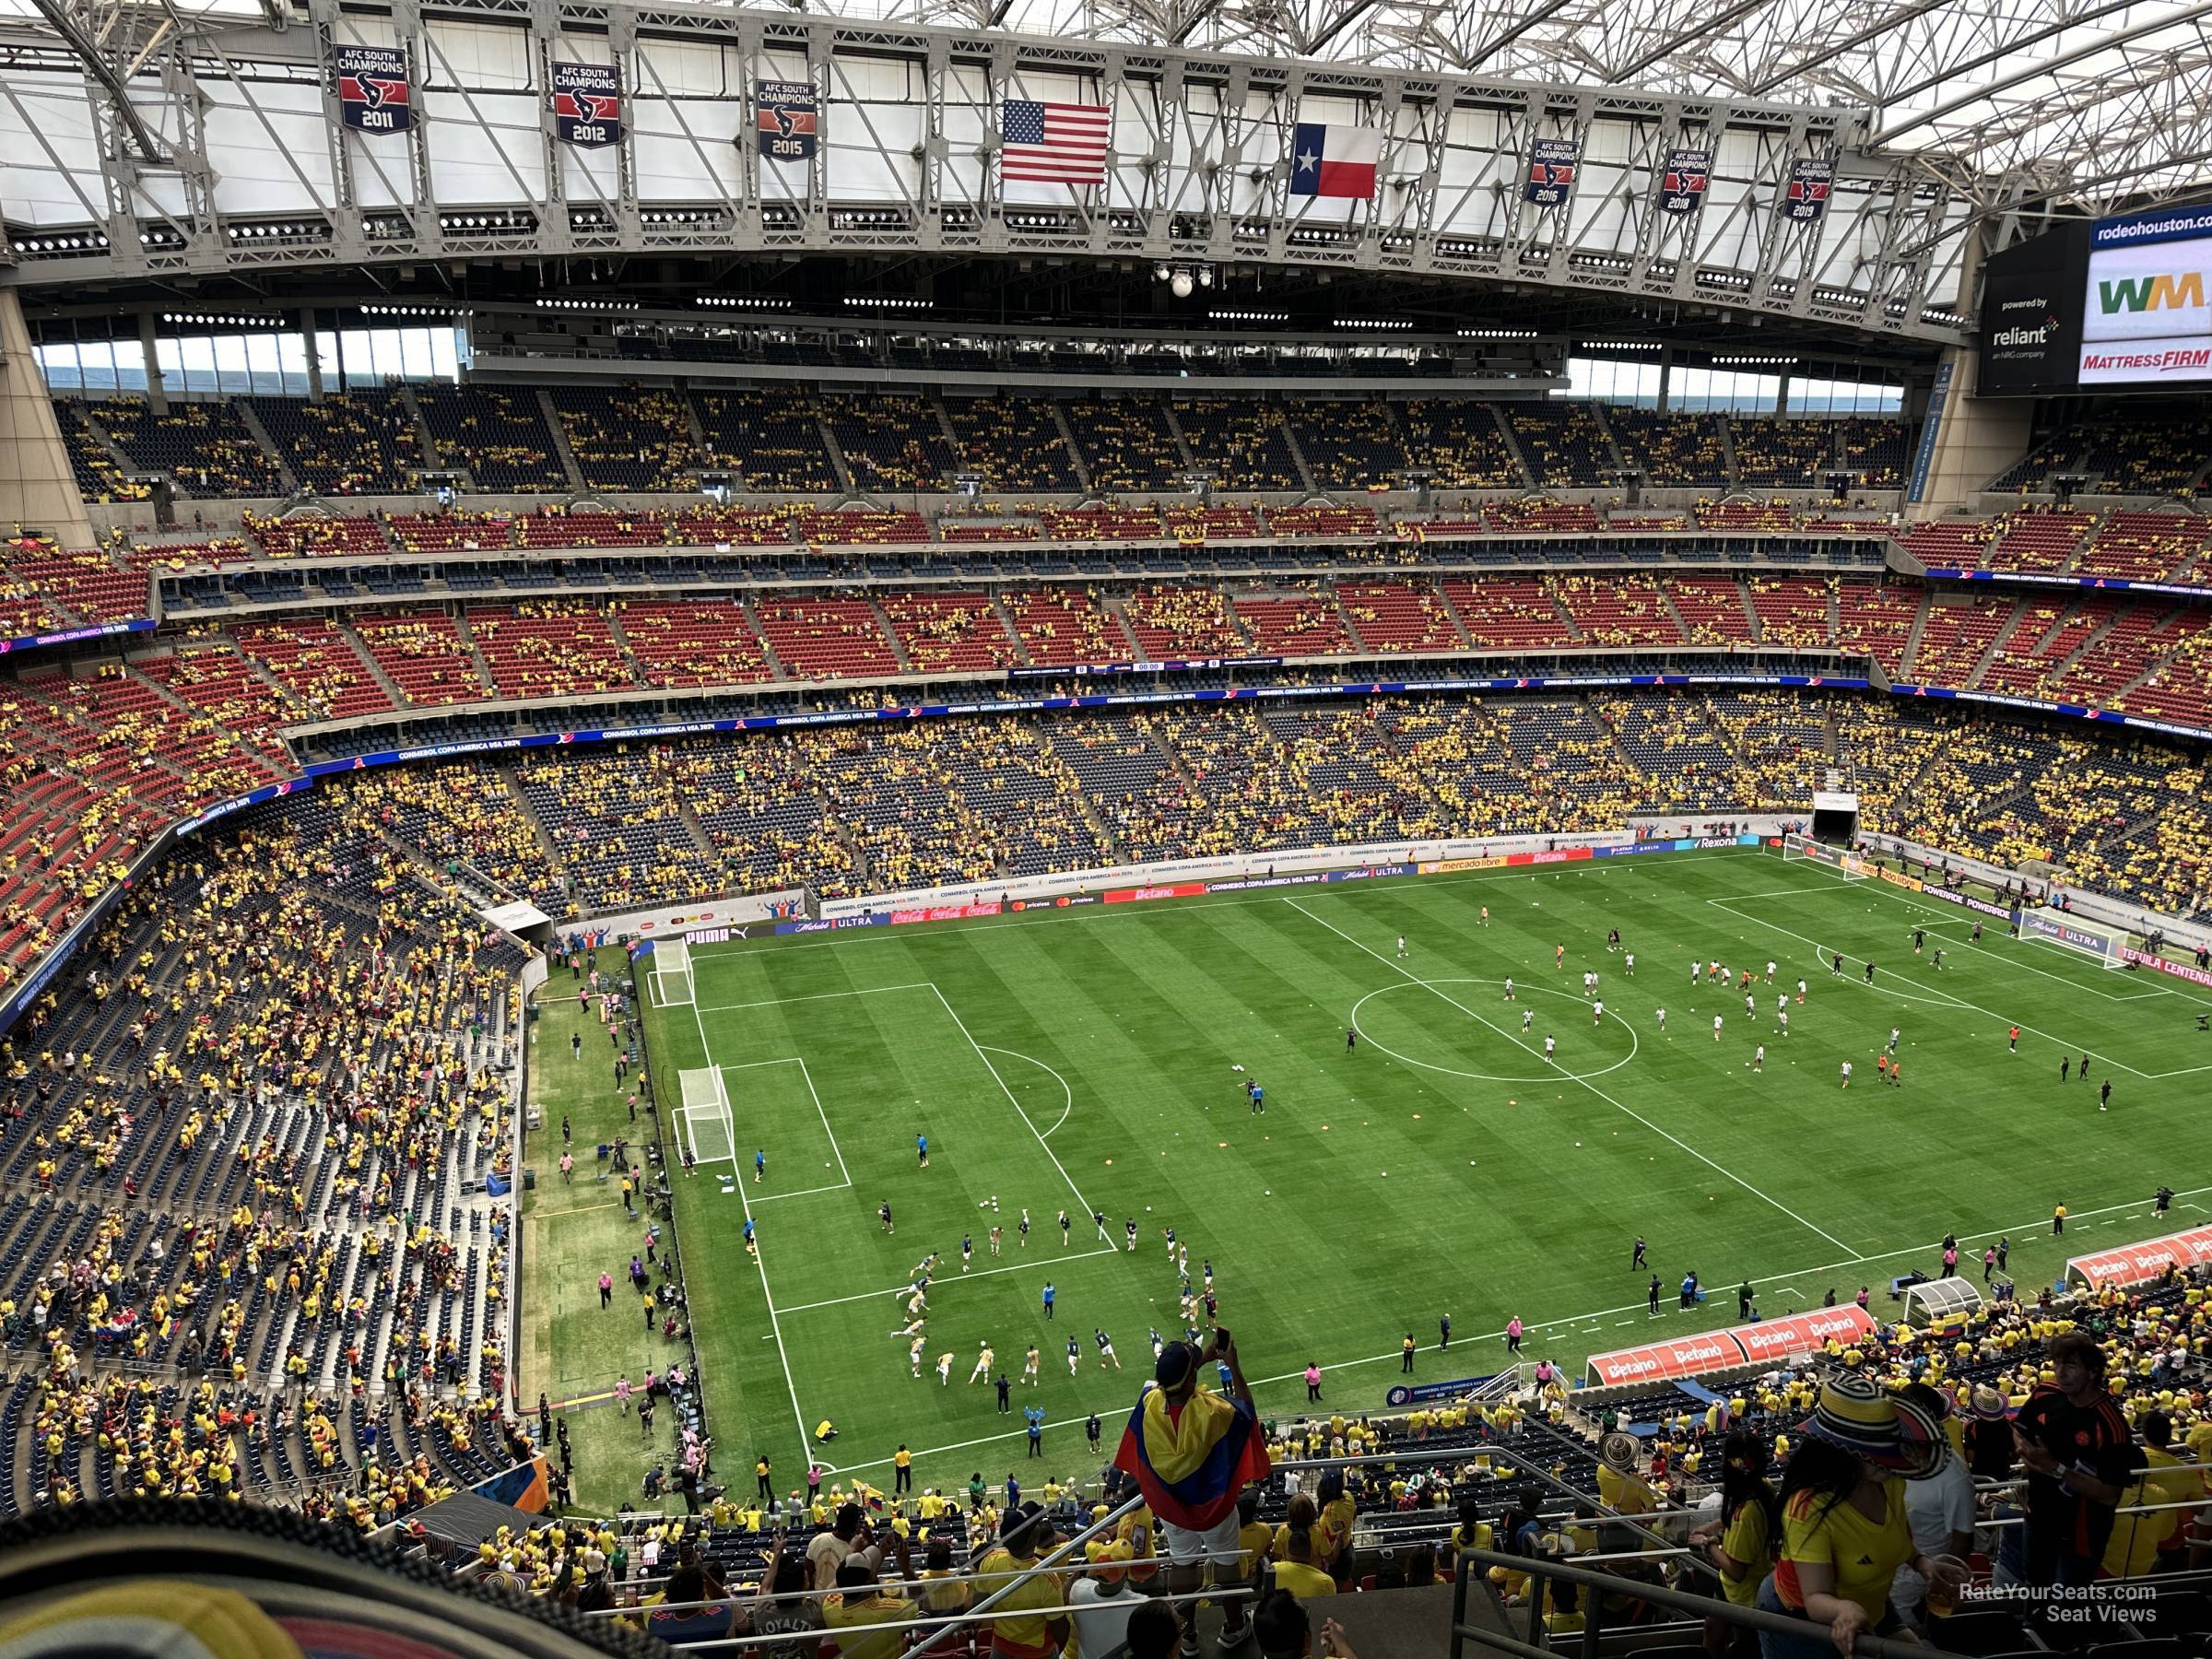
[1979,204,2212,394]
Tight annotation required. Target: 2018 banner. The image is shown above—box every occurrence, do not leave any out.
[757,80,818,161]
[1659,147,1709,215]
[551,62,622,149]
[335,46,410,134]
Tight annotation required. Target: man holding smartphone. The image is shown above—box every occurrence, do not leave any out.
[2012,1334,2141,1594]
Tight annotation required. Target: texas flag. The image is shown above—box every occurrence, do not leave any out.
[1289,122,1381,199]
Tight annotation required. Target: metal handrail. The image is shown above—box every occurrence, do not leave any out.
[1447,1547,1970,1659]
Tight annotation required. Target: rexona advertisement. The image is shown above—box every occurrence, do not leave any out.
[2079,205,2212,386]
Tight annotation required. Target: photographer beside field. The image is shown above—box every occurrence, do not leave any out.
[1114,1326,1272,1658]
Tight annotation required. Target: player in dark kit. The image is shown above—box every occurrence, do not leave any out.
[1631,1236,1647,1268]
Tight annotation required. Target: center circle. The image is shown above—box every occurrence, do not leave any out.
[1350,978,1641,1084]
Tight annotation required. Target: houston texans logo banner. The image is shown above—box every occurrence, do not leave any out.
[552,62,622,149]
[1659,147,1710,216]
[1524,137,1581,207]
[335,46,410,135]
[758,80,818,161]
[1783,157,1833,223]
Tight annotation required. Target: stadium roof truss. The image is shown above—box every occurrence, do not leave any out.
[18,0,2200,342]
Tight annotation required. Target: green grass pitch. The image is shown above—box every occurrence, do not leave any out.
[524,845,2212,1509]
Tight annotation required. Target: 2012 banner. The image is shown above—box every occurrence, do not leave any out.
[551,62,622,149]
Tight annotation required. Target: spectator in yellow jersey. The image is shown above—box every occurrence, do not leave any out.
[1688,1431,1778,1659]
[822,1539,916,1659]
[971,1502,1070,1659]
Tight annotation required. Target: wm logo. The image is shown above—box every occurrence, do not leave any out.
[2098,271,2206,312]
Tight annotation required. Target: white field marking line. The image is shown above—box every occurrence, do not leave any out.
[683,850,1758,960]
[982,1044,1077,1137]
[818,1176,2212,1479]
[1709,893,2155,1079]
[712,1058,852,1196]
[695,982,934,1014]
[688,1002,812,1461]
[779,1243,1123,1313]
[1283,895,1860,1258]
[931,982,1095,1219]
[749,1182,853,1205]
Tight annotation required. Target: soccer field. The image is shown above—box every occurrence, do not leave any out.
[630,845,2212,1496]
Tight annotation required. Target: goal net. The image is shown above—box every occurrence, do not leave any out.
[653,939,695,1007]
[678,1065,736,1171]
[2019,909,2129,971]
[1782,832,1870,880]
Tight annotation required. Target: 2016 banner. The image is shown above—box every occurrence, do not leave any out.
[551,62,622,149]
[1782,157,1833,223]
[757,80,818,161]
[335,46,410,135]
[1524,137,1581,207]
[1659,147,1710,215]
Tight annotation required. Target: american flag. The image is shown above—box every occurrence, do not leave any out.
[1001,99,1111,185]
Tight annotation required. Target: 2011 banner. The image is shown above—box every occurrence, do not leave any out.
[551,62,622,149]
[335,46,410,135]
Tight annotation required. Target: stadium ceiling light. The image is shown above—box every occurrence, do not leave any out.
[1458,327,1539,339]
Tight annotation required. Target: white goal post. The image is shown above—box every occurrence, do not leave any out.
[679,1065,736,1171]
[1782,832,1870,880]
[2019,909,2129,971]
[653,939,695,1007]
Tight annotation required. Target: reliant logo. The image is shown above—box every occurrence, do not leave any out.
[1992,324,2049,346]
[2097,271,2206,313]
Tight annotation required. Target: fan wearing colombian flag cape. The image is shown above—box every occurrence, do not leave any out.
[1113,1332,1271,1653]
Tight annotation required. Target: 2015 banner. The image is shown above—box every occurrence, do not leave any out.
[757,80,819,161]
[551,62,622,149]
[335,46,410,134]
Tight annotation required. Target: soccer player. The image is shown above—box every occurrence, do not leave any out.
[961,1234,973,1274]
[893,1314,925,1340]
[2061,1055,2071,1082]
[1249,1081,1265,1114]
[1933,947,1946,971]
[1059,1208,1071,1247]
[1203,1259,1215,1292]
[1712,1013,1724,1041]
[989,1225,1003,1257]
[1655,1006,1666,1031]
[1888,1059,1901,1088]
[2100,1079,2112,1112]
[1912,928,1925,955]
[1876,1054,1889,1085]
[1607,927,1620,952]
[1593,999,1604,1027]
[1503,977,1515,1001]
[1863,960,1876,982]
[1162,1224,1178,1254]
[879,1201,894,1235]
[1624,951,1635,977]
[755,1149,766,1184]
[1752,1044,1765,1073]
[917,1133,929,1169]
[2079,1051,2089,1080]
[1632,1236,1647,1267]
[1095,1328,1120,1369]
[1777,994,1789,1020]
[2008,1026,2018,1053]
[1831,953,1842,976]
[1691,960,1700,989]
[1023,1344,1041,1386]
[1149,1327,1166,1360]
[1744,992,1755,1018]
[1065,1335,1081,1376]
[1795,977,1807,1005]
[1888,1027,1900,1053]
[1018,1209,1030,1248]
[1765,960,1777,982]
[1124,1218,1138,1253]
[1778,1010,1789,1038]
[970,1342,995,1383]
[1522,1007,1535,1032]
[936,1351,955,1385]
[1041,1281,1054,1320]
[1556,943,1566,969]
[1346,1028,1357,1053]
[1093,1207,1109,1241]
[1397,935,1408,959]
[1840,1060,1853,1088]
[910,1335,927,1376]
[1543,1033,1557,1059]
[1480,905,1491,926]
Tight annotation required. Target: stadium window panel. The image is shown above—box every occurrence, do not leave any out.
[313,328,342,393]
[78,341,117,393]
[432,327,462,380]
[244,333,284,394]
[109,338,147,393]
[276,331,312,396]
[336,330,373,390]
[36,343,81,392]
[210,333,251,394]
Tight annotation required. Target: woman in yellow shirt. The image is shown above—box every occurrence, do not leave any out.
[1272,1525,1336,1599]
[1688,1431,1778,1659]
[1762,1376,1962,1659]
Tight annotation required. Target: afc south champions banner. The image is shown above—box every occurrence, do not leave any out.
[335,46,411,134]
[1783,157,1833,223]
[1659,147,1710,215]
[757,80,819,161]
[551,62,622,149]
[1524,137,1581,207]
